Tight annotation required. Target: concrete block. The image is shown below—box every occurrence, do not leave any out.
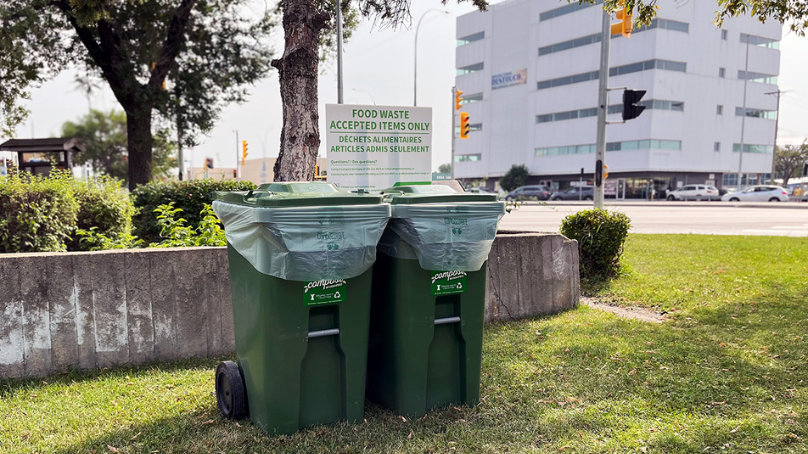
[72,254,97,370]
[89,253,129,368]
[124,251,154,365]
[173,249,210,359]
[18,256,52,377]
[0,258,24,378]
[47,254,79,373]
[150,251,178,360]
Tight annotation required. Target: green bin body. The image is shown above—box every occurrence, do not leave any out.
[213,182,390,434]
[366,185,504,417]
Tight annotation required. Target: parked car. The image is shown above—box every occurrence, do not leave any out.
[666,184,720,201]
[468,187,495,194]
[505,185,552,201]
[550,186,594,201]
[721,185,789,202]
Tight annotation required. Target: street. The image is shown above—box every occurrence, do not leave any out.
[499,201,808,236]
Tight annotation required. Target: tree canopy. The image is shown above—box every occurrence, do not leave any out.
[775,142,808,187]
[0,0,274,189]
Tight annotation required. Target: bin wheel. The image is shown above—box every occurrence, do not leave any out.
[216,361,246,420]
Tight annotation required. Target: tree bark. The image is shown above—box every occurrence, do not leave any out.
[271,0,329,182]
[126,107,154,191]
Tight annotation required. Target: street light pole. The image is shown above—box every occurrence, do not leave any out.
[414,9,450,106]
[765,89,783,183]
[336,0,344,104]
[594,8,611,209]
[737,39,750,190]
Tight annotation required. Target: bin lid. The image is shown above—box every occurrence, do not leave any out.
[214,181,384,207]
[381,184,499,205]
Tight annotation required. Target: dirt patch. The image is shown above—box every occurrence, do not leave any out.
[580,297,666,323]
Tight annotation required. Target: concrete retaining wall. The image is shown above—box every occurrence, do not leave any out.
[0,233,579,380]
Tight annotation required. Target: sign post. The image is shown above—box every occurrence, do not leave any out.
[325,104,433,190]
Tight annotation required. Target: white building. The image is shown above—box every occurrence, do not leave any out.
[454,0,781,198]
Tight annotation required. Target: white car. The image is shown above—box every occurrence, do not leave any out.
[666,184,719,201]
[721,185,789,202]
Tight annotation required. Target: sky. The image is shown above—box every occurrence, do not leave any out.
[9,0,808,171]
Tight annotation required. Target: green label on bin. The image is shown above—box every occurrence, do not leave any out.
[304,279,347,306]
[430,271,468,296]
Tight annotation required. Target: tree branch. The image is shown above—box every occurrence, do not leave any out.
[150,0,198,93]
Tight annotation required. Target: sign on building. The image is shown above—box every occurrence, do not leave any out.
[491,69,527,90]
[325,104,432,190]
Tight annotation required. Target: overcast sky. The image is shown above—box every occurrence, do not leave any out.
[10,0,808,171]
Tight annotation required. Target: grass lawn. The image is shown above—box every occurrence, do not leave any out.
[1,234,806,453]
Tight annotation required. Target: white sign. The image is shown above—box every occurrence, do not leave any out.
[604,181,616,196]
[325,104,432,190]
[492,69,527,90]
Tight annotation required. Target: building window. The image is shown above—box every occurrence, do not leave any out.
[457,31,484,46]
[539,0,603,21]
[612,18,689,38]
[717,105,723,115]
[536,107,598,123]
[735,107,777,120]
[719,67,726,78]
[721,29,728,40]
[740,33,780,49]
[722,173,737,186]
[539,33,601,56]
[733,144,774,154]
[607,99,684,115]
[455,154,481,162]
[460,93,483,104]
[536,60,685,90]
[457,62,484,76]
[738,70,778,84]
[535,139,681,157]
[714,142,721,152]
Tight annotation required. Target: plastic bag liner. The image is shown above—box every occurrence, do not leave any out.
[380,202,505,272]
[213,200,390,281]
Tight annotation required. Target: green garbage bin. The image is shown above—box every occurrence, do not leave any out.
[212,182,390,435]
[367,184,505,417]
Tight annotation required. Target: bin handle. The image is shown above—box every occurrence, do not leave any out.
[308,328,340,338]
[244,189,274,202]
[434,317,461,325]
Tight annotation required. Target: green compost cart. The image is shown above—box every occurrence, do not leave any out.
[212,182,390,435]
[366,184,505,417]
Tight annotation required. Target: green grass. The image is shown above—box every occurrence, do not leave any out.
[1,234,807,453]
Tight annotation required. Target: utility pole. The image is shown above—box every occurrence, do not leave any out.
[175,85,184,181]
[594,9,611,209]
[737,40,750,190]
[336,0,344,104]
[451,86,457,179]
[765,89,783,183]
[233,129,239,181]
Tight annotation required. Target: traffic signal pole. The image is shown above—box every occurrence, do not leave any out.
[451,86,457,179]
[594,8,611,209]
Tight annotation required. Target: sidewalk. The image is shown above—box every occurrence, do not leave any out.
[515,200,808,209]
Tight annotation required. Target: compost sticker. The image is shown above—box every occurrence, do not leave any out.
[304,279,347,306]
[325,104,433,190]
[430,271,468,296]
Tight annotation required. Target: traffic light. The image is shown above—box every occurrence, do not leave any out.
[455,89,463,111]
[610,0,633,38]
[622,89,646,121]
[205,158,214,169]
[459,112,470,139]
[242,140,248,162]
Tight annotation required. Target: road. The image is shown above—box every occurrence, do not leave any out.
[498,201,808,236]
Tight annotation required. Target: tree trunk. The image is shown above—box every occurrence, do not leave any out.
[126,107,154,191]
[271,0,329,182]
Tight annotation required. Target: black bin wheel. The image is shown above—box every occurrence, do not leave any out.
[216,361,247,420]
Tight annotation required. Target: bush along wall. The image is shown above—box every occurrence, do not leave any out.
[560,208,631,281]
[132,179,256,244]
[0,171,133,253]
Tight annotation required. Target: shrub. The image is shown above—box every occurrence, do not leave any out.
[0,170,79,253]
[68,176,135,251]
[560,209,631,280]
[132,179,255,244]
[499,164,529,192]
[149,203,226,248]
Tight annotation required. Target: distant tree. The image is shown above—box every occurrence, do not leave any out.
[774,142,808,187]
[499,164,529,192]
[0,0,274,190]
[438,163,452,174]
[61,110,175,185]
